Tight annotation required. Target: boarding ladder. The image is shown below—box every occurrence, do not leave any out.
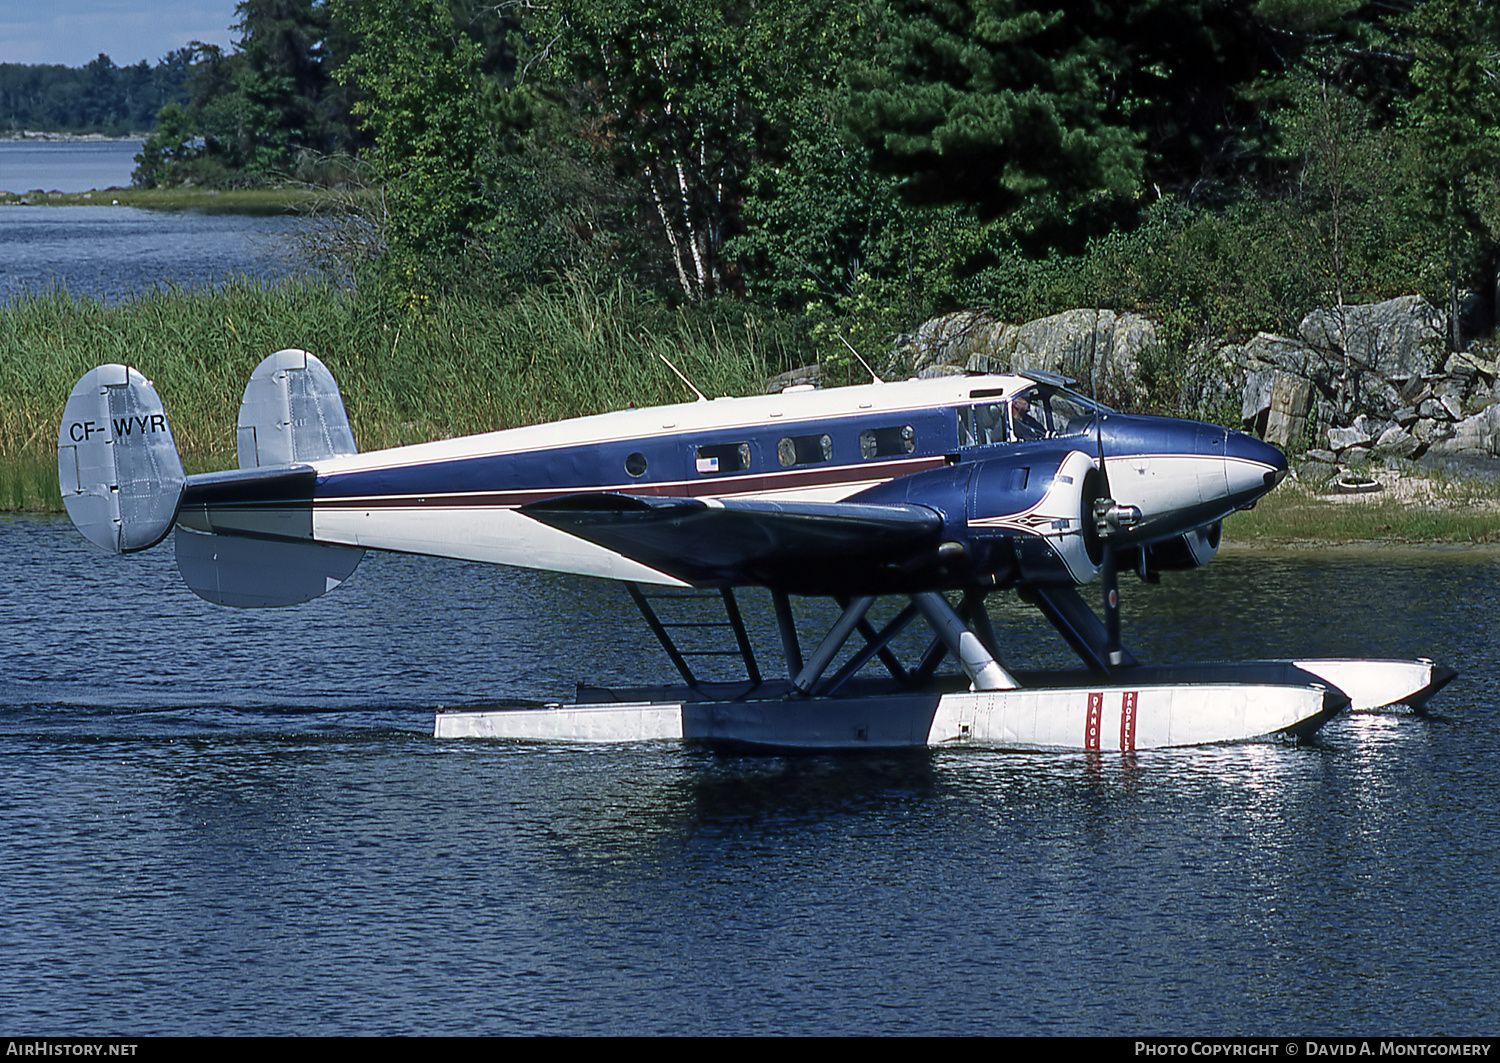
[624,583,762,690]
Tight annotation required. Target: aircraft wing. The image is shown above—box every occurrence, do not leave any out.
[520,493,944,592]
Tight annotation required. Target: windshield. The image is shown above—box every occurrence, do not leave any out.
[958,386,1109,446]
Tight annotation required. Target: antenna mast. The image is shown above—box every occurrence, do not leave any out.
[837,335,885,385]
[656,352,708,403]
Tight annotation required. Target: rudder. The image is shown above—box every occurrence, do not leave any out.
[173,348,365,606]
[58,365,185,553]
[236,349,358,468]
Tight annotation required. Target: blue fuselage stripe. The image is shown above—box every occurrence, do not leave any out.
[315,408,963,506]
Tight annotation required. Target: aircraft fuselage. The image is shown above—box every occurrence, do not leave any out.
[178,372,1286,590]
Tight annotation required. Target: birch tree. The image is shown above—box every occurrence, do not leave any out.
[512,0,772,299]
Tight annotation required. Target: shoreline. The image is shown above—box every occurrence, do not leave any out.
[0,185,320,212]
[1,131,144,142]
[1218,538,1500,557]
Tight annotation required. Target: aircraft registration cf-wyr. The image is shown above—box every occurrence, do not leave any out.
[58,350,1454,750]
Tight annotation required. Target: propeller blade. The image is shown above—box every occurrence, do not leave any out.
[1101,535,1123,666]
[1088,307,1124,669]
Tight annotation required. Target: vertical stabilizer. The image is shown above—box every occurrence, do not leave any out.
[58,365,185,553]
[236,349,358,468]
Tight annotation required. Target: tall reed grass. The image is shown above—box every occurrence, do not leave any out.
[1,275,811,512]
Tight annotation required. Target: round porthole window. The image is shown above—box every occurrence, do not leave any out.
[625,452,648,477]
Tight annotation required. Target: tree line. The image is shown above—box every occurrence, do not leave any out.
[45,2,1500,397]
[0,53,193,135]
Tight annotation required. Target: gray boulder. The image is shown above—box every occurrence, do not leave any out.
[999,309,1157,403]
[1424,403,1500,457]
[1299,295,1446,379]
[1327,415,1374,451]
[764,364,824,393]
[903,311,1015,374]
[900,307,1159,404]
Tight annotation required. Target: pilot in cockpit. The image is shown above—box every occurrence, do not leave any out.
[1009,393,1045,440]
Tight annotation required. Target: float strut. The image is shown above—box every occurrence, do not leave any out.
[911,592,1021,691]
[814,602,920,697]
[772,590,804,677]
[1024,586,1140,675]
[793,596,874,694]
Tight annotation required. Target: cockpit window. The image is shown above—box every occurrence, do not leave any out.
[1036,388,1104,438]
[958,386,1106,446]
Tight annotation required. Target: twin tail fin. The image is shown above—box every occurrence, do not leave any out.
[58,364,185,554]
[58,350,366,609]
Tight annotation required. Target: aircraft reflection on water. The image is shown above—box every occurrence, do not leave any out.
[57,350,1455,750]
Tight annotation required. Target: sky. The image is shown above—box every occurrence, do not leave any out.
[0,2,241,67]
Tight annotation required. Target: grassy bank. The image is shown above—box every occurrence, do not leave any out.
[11,275,1500,545]
[1223,466,1500,545]
[2,276,808,512]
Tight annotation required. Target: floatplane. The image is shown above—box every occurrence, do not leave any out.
[58,350,1454,750]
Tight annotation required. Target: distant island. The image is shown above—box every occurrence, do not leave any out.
[1,131,143,142]
[0,54,191,138]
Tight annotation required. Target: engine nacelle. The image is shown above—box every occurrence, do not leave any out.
[851,446,1106,590]
[964,449,1103,587]
[1140,522,1221,572]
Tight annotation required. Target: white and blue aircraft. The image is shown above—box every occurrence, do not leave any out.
[57,350,1454,750]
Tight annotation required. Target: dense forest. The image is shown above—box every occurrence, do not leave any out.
[16,1,1500,392]
[0,52,194,135]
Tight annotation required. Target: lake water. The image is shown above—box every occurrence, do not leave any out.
[0,140,306,303]
[0,139,143,194]
[2,515,1498,1036]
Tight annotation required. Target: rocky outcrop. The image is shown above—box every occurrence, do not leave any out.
[1226,296,1500,462]
[899,308,1158,404]
[890,294,1500,466]
[763,363,824,393]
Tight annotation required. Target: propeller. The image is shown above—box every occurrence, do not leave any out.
[1087,310,1140,670]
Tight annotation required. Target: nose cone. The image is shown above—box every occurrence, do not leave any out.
[1094,414,1289,540]
[1224,430,1288,506]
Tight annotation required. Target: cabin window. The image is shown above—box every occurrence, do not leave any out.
[624,452,648,477]
[957,403,1006,447]
[776,433,833,467]
[695,442,752,475]
[859,425,916,459]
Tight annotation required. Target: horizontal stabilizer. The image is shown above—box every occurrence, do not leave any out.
[237,349,358,468]
[522,493,941,590]
[174,527,364,608]
[58,364,185,553]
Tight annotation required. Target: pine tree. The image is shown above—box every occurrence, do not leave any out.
[1399,0,1500,345]
[844,0,1145,225]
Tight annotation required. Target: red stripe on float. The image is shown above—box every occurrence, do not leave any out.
[1085,691,1103,752]
[1120,690,1139,752]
